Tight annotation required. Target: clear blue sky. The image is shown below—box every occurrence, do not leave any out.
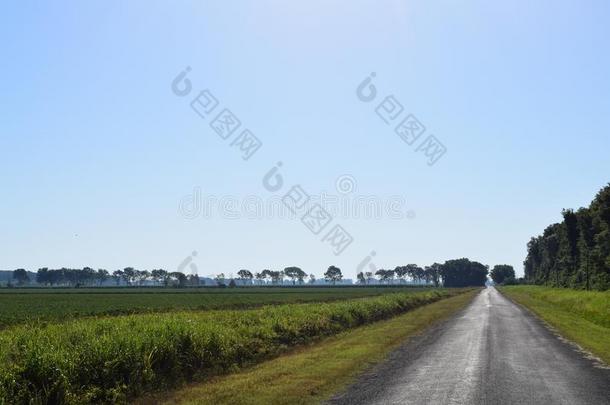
[2,1,609,278]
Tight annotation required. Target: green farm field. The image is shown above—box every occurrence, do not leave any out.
[0,287,471,404]
[0,286,424,329]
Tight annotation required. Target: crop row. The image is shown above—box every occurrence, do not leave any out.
[0,289,463,404]
[0,287,424,329]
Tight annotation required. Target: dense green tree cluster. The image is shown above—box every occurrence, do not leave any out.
[490,265,516,285]
[440,258,488,287]
[524,184,610,290]
[357,259,487,287]
[11,269,30,286]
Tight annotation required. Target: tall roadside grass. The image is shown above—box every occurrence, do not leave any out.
[0,289,465,404]
[501,286,609,328]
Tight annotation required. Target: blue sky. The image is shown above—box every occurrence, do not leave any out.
[1,0,609,278]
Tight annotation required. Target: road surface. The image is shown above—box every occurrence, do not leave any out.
[330,287,610,405]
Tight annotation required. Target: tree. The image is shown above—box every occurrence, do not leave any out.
[404,264,424,284]
[187,274,200,286]
[170,272,187,287]
[215,273,226,287]
[425,263,442,287]
[356,271,366,284]
[576,208,594,290]
[237,269,254,284]
[12,269,29,286]
[365,271,374,284]
[490,265,516,285]
[112,270,124,286]
[151,269,169,286]
[309,273,316,284]
[296,269,307,284]
[440,258,488,287]
[81,267,96,286]
[284,267,306,285]
[270,271,283,285]
[255,271,265,285]
[36,268,49,285]
[260,269,273,284]
[375,269,395,284]
[394,266,408,284]
[96,269,109,286]
[122,267,136,286]
[524,184,610,290]
[324,266,343,285]
[228,279,237,288]
[136,270,150,286]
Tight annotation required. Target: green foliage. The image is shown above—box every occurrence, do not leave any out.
[375,269,395,283]
[490,265,516,284]
[324,266,343,284]
[236,270,253,281]
[283,267,306,284]
[425,263,443,287]
[502,285,610,328]
[0,289,463,403]
[0,288,429,329]
[12,269,29,286]
[35,267,170,287]
[525,184,610,290]
[440,258,488,287]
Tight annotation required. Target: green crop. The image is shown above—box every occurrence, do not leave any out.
[0,289,464,404]
[0,287,425,329]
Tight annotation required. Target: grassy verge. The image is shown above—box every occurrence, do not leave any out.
[147,289,479,405]
[0,289,466,404]
[500,286,610,364]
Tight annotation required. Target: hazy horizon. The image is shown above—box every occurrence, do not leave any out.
[2,0,610,279]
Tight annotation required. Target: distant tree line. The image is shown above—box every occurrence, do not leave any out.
[524,184,610,290]
[225,261,491,287]
[33,267,199,287]
[7,258,510,288]
[234,266,340,285]
[5,266,329,288]
[356,259,490,287]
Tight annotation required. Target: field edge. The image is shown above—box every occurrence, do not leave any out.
[145,289,480,405]
[498,286,610,366]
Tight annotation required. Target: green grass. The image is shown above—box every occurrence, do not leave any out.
[0,289,467,404]
[500,286,610,364]
[147,290,479,405]
[0,287,425,329]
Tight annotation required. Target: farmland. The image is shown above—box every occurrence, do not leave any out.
[151,290,480,405]
[0,287,421,329]
[0,287,469,403]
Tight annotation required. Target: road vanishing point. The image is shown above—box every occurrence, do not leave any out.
[330,287,610,405]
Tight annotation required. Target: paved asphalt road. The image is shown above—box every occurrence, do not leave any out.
[330,287,610,405]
